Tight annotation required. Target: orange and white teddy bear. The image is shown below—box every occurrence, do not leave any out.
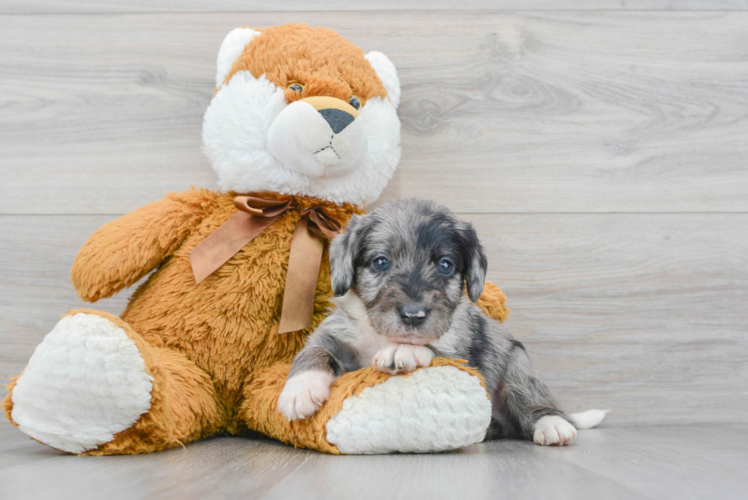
[3,23,509,455]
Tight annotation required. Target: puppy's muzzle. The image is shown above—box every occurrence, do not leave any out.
[400,305,427,326]
[302,96,359,134]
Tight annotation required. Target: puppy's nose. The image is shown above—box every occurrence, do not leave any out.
[319,108,354,134]
[400,305,427,326]
[300,96,359,134]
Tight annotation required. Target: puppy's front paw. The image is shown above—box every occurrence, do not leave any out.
[373,343,434,374]
[533,416,578,446]
[278,371,333,421]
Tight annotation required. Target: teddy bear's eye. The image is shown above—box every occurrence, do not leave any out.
[288,83,303,93]
[349,95,362,110]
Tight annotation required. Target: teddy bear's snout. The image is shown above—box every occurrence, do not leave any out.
[266,94,368,179]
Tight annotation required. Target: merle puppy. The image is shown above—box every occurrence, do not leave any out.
[278,199,605,445]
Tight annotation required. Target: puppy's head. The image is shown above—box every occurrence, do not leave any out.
[331,199,487,344]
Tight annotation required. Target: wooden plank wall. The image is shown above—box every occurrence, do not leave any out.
[1,2,746,427]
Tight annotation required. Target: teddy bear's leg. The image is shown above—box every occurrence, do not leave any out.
[3,309,220,455]
[240,358,492,454]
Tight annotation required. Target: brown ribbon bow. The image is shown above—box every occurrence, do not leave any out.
[189,195,342,334]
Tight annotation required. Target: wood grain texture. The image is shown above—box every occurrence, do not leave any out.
[0,216,131,383]
[3,0,748,14]
[2,214,746,427]
[2,422,748,500]
[2,12,748,214]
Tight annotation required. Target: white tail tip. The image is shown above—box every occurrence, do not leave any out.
[569,409,609,430]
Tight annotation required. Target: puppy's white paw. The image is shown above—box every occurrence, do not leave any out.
[278,371,333,421]
[373,343,398,372]
[373,343,434,374]
[533,416,578,446]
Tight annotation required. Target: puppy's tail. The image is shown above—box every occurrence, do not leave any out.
[568,409,609,430]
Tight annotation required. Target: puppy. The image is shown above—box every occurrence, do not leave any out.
[278,199,605,446]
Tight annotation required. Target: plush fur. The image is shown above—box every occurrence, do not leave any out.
[9,313,154,453]
[3,24,510,455]
[204,24,401,207]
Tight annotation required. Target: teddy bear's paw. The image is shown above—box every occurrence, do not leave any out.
[533,416,578,446]
[10,313,153,453]
[278,371,334,421]
[373,343,434,374]
[326,365,491,454]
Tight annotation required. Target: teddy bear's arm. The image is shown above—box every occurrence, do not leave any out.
[71,189,216,302]
[477,282,511,323]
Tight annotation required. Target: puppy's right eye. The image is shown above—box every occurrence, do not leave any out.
[287,83,303,93]
[372,256,390,272]
[438,258,454,276]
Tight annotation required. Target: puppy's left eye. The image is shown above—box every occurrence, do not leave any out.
[349,95,362,110]
[437,258,454,276]
[373,256,389,272]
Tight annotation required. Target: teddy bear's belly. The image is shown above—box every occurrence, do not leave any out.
[119,245,331,413]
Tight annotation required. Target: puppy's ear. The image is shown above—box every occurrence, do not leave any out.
[330,214,364,297]
[460,222,488,303]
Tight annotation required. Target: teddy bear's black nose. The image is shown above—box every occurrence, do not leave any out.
[319,108,355,134]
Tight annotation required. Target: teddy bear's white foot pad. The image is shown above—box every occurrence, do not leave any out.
[326,365,491,454]
[11,313,153,453]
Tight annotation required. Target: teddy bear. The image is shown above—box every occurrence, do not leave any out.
[3,23,510,455]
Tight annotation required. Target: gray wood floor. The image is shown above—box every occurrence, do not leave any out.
[2,421,747,500]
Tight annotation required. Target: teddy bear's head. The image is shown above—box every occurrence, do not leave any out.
[203,24,401,207]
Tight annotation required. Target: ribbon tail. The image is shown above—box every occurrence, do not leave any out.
[190,212,279,283]
[278,217,324,334]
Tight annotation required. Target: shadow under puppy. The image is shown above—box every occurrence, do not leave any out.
[279,199,606,445]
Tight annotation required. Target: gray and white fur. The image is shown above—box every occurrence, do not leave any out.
[278,199,606,445]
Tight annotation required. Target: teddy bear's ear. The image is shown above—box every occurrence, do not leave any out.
[365,51,400,109]
[215,27,261,88]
